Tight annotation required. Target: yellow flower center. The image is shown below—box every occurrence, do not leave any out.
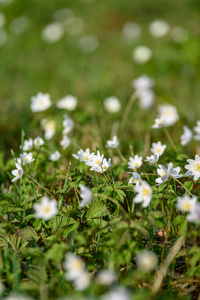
[134,179,139,183]
[42,205,51,214]
[135,163,139,167]
[83,155,88,161]
[24,157,29,161]
[157,148,162,153]
[39,100,44,106]
[161,171,166,177]
[46,122,56,131]
[142,188,150,197]
[95,159,100,165]
[194,163,200,172]
[73,260,84,271]
[183,202,192,211]
[102,165,107,170]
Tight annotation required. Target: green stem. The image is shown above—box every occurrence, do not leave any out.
[164,128,179,154]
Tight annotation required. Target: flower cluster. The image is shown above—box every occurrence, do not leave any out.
[132,75,154,109]
[176,195,200,223]
[73,149,111,173]
[156,162,182,185]
[60,114,73,150]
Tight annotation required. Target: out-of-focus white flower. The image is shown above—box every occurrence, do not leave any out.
[30,93,51,112]
[20,138,33,151]
[63,253,85,281]
[176,194,197,212]
[79,35,99,54]
[79,184,93,208]
[138,89,154,109]
[41,22,64,43]
[57,95,77,111]
[132,75,154,95]
[41,119,56,140]
[73,270,91,291]
[0,29,7,46]
[171,27,188,43]
[10,17,29,34]
[53,9,74,23]
[60,135,71,150]
[132,45,152,64]
[185,154,200,181]
[133,180,152,207]
[187,203,200,223]
[11,163,23,182]
[128,155,142,170]
[122,22,141,40]
[149,19,169,38]
[128,172,141,185]
[62,115,74,135]
[101,158,111,173]
[105,135,119,148]
[20,152,35,164]
[33,136,44,147]
[72,148,94,162]
[193,121,200,141]
[145,153,159,164]
[0,12,5,28]
[180,125,193,146]
[151,141,166,156]
[97,270,116,286]
[102,287,131,300]
[158,104,179,127]
[65,17,84,35]
[151,117,166,129]
[136,250,158,272]
[49,151,61,161]
[156,163,182,185]
[86,151,104,173]
[33,196,58,221]
[104,96,121,113]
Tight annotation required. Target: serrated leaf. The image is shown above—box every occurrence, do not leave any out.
[86,201,108,219]
[17,226,38,241]
[50,216,76,232]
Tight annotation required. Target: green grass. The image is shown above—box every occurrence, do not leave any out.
[1,0,200,299]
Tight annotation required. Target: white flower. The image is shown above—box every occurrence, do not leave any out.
[104,96,121,113]
[145,153,159,164]
[79,184,93,208]
[128,155,142,169]
[33,196,58,221]
[187,203,200,223]
[63,253,85,281]
[128,172,141,185]
[105,135,119,148]
[33,136,44,147]
[41,22,64,43]
[132,75,154,96]
[185,154,200,181]
[149,19,169,38]
[97,270,116,286]
[180,125,193,146]
[151,141,166,156]
[79,35,99,54]
[155,164,169,185]
[158,104,179,127]
[136,250,158,272]
[86,151,104,173]
[138,89,154,109]
[156,163,182,185]
[132,45,152,64]
[57,95,77,111]
[65,17,84,36]
[62,115,74,135]
[60,135,71,150]
[41,119,56,140]
[49,151,61,161]
[72,148,94,162]
[101,158,111,173]
[10,16,29,34]
[151,117,166,129]
[171,27,188,43]
[102,287,131,300]
[11,163,23,182]
[20,152,35,164]
[73,270,90,291]
[176,195,197,212]
[20,138,33,151]
[193,121,200,141]
[30,93,51,112]
[122,22,141,40]
[133,180,152,207]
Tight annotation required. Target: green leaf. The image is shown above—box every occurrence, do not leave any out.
[86,201,108,219]
[63,222,79,238]
[50,216,77,232]
[17,226,38,241]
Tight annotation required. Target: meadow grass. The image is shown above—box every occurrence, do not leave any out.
[0,0,200,299]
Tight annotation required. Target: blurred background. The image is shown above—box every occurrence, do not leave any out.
[1,0,200,154]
